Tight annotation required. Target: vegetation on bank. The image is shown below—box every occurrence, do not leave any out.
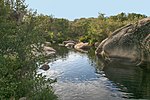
[33,12,147,45]
[0,0,57,99]
[0,0,148,99]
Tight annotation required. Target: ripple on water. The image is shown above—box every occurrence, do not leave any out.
[52,80,127,100]
[38,49,149,100]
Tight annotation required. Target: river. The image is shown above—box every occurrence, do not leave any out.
[38,46,150,100]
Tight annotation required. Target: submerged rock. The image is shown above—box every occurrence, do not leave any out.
[96,18,150,67]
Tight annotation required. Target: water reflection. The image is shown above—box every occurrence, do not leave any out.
[101,61,150,99]
[88,48,150,99]
[45,45,70,63]
[39,46,150,100]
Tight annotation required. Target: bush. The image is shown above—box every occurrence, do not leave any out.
[0,0,57,99]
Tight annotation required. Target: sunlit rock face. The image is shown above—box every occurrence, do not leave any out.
[96,18,150,67]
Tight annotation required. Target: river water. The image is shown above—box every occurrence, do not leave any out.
[38,46,150,100]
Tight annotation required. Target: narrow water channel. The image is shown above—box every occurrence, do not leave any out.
[38,47,150,100]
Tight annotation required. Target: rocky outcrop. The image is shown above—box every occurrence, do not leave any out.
[95,18,150,67]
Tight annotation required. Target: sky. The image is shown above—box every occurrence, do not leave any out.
[25,0,150,20]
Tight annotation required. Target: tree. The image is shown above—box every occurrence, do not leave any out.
[0,0,57,99]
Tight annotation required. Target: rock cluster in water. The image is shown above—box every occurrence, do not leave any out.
[95,18,150,67]
[62,40,90,53]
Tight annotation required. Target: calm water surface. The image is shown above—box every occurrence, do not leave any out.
[38,46,150,100]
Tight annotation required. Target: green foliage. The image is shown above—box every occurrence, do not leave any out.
[35,12,146,44]
[1,0,147,100]
[32,15,70,43]
[0,0,57,99]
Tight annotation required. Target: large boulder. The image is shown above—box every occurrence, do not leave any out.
[95,18,150,67]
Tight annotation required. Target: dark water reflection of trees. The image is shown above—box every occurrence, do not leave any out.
[46,45,70,63]
[93,60,150,99]
[87,48,150,99]
[103,62,150,99]
[50,46,150,99]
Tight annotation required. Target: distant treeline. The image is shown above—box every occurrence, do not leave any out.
[32,12,147,44]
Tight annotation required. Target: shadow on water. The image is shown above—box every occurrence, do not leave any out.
[99,60,150,99]
[88,48,150,99]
